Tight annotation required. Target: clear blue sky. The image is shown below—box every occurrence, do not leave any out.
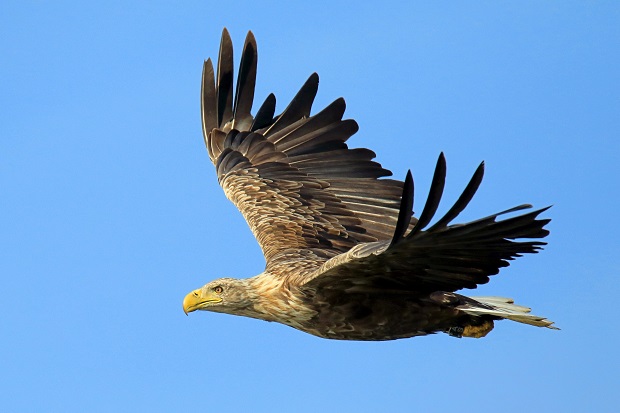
[2,1,618,412]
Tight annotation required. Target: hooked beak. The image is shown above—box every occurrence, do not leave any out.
[183,288,222,315]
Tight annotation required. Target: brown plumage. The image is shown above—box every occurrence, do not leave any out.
[182,29,557,340]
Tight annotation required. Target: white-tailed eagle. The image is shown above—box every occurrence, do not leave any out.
[182,29,556,340]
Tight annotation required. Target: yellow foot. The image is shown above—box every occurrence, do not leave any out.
[462,320,494,338]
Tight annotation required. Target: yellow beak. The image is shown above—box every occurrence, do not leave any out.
[183,288,222,315]
[183,289,202,315]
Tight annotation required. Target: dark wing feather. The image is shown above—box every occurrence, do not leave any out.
[251,93,276,131]
[263,73,319,136]
[301,155,550,293]
[427,160,484,231]
[232,31,257,131]
[202,30,409,270]
[389,170,413,247]
[216,29,234,128]
[406,153,446,238]
[201,59,217,137]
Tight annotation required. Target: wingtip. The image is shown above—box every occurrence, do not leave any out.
[245,30,256,44]
[405,169,413,182]
[437,152,447,169]
[335,96,346,109]
[309,72,320,85]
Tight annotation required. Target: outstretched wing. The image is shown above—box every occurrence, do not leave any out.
[202,29,409,269]
[301,153,551,294]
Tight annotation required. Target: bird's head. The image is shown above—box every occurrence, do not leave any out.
[183,278,255,316]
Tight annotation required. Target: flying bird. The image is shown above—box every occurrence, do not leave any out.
[182,29,557,340]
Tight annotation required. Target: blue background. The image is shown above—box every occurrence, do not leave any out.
[2,1,618,412]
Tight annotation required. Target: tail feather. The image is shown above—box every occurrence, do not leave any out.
[461,296,558,330]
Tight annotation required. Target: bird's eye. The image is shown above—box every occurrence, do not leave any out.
[213,286,223,294]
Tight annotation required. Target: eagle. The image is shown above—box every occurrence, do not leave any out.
[182,29,557,340]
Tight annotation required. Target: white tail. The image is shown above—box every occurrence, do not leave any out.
[462,296,558,329]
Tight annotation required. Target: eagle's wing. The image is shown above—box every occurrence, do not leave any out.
[203,30,408,269]
[300,153,550,294]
